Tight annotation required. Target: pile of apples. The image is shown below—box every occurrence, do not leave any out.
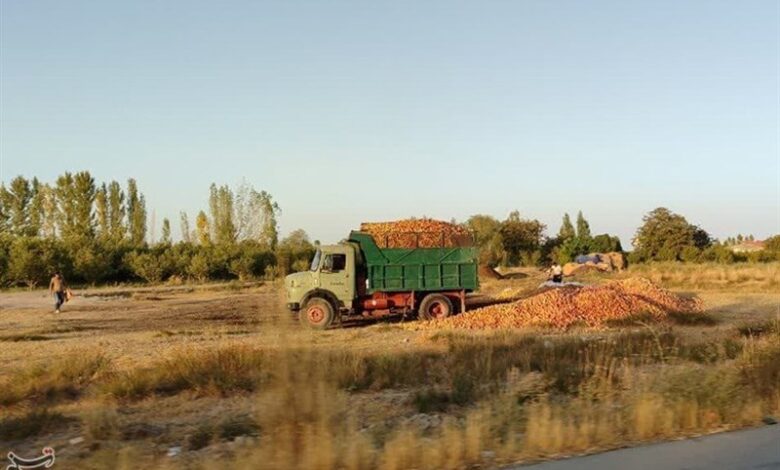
[361,218,471,248]
[430,278,703,330]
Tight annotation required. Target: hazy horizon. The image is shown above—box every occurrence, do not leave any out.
[2,1,778,246]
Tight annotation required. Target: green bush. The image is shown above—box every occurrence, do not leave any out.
[0,234,12,285]
[626,250,646,265]
[746,250,780,263]
[764,235,780,252]
[276,229,316,275]
[125,251,168,283]
[72,242,114,284]
[700,245,735,264]
[519,250,542,267]
[591,234,622,253]
[679,246,701,263]
[187,252,211,282]
[7,237,66,288]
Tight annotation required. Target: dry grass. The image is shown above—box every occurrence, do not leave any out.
[41,327,754,468]
[101,345,267,399]
[0,409,73,441]
[737,318,780,338]
[0,269,777,468]
[82,402,120,442]
[0,350,110,406]
[95,332,672,401]
[210,331,780,470]
[624,262,780,292]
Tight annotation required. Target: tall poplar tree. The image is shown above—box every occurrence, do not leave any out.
[40,184,58,238]
[196,211,211,245]
[107,181,126,242]
[95,183,109,238]
[208,184,237,245]
[55,172,77,239]
[0,183,9,234]
[4,176,33,236]
[28,178,45,237]
[72,171,97,240]
[126,178,147,245]
[161,218,171,244]
[576,211,591,240]
[258,191,280,250]
[558,213,575,241]
[180,211,192,243]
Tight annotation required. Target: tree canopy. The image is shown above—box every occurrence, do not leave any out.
[632,207,712,261]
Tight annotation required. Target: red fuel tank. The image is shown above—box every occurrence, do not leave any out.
[362,298,394,310]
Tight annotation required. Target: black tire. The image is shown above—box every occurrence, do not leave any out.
[418,294,453,321]
[300,297,336,329]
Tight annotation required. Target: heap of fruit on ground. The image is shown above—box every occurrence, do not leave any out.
[431,278,704,329]
[360,218,471,248]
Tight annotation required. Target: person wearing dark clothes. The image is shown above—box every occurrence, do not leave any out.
[49,272,66,313]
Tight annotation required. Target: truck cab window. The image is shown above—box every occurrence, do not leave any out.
[332,254,346,271]
[322,254,346,272]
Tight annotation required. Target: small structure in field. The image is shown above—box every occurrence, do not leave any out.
[729,241,765,253]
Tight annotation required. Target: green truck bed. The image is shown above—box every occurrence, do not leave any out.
[348,231,479,293]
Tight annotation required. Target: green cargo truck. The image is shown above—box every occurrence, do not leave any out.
[284,230,479,328]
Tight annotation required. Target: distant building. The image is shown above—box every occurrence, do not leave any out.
[729,240,765,253]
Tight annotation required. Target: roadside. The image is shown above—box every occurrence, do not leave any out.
[512,424,779,470]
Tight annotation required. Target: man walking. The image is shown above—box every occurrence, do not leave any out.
[49,272,67,313]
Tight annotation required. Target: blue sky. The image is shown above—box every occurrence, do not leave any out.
[1,0,778,245]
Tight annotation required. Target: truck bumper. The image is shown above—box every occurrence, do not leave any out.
[286,302,301,311]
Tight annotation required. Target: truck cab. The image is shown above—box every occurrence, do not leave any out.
[285,243,360,327]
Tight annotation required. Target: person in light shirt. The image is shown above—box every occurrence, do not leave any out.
[549,263,563,284]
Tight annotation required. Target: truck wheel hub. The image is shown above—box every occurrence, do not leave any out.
[428,301,447,318]
[307,306,325,323]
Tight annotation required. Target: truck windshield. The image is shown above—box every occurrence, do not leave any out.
[309,250,321,271]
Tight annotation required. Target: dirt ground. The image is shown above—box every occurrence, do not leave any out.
[0,282,428,375]
[1,274,778,467]
[0,274,555,377]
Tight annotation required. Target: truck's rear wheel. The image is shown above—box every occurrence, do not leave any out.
[418,294,453,321]
[300,298,335,329]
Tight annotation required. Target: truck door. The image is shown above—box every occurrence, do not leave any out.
[319,249,355,304]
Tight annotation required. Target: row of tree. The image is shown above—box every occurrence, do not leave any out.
[0,173,315,288]
[631,208,780,264]
[722,234,757,246]
[466,207,779,268]
[0,172,147,244]
[1,172,778,287]
[466,210,623,267]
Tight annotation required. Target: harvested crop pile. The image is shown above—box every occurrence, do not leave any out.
[361,218,471,248]
[431,278,703,330]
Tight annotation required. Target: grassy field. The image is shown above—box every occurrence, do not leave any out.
[0,264,778,469]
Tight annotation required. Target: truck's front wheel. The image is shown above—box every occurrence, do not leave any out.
[300,297,336,329]
[418,294,453,321]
